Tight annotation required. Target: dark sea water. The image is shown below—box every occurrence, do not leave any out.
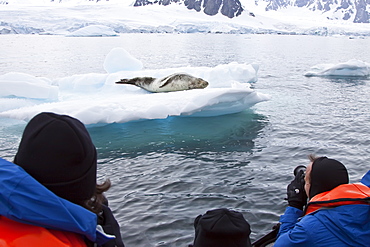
[0,34,370,246]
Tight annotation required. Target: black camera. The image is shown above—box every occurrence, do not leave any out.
[293,165,306,186]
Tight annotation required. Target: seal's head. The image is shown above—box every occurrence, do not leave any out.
[191,208,252,247]
[190,77,209,89]
[14,112,97,206]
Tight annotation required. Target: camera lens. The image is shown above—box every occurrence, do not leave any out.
[294,165,306,176]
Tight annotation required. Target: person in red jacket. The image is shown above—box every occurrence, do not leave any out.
[0,112,124,247]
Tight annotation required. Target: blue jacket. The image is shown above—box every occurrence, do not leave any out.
[0,158,113,245]
[274,170,370,247]
[361,170,370,187]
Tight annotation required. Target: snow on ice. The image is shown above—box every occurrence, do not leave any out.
[0,48,270,124]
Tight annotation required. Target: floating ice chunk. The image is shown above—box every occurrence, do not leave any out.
[0,88,270,124]
[66,25,118,37]
[0,48,268,124]
[304,59,370,77]
[103,47,143,73]
[0,72,58,100]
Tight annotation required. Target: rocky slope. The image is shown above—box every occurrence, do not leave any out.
[133,0,369,23]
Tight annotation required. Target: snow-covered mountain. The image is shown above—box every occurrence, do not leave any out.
[132,0,370,23]
[134,0,244,18]
[260,0,369,23]
[1,0,369,23]
[0,0,369,35]
[129,0,370,23]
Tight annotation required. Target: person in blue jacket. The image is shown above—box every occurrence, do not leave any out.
[275,155,370,247]
[0,112,124,247]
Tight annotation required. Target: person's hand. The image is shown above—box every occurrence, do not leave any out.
[286,168,307,210]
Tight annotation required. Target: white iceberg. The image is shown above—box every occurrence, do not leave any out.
[304,59,370,77]
[66,25,118,37]
[0,47,270,124]
[0,87,269,124]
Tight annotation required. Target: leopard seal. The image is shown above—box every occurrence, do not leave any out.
[115,73,209,93]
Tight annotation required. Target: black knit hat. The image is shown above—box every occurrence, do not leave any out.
[191,208,252,247]
[309,157,349,199]
[14,112,97,206]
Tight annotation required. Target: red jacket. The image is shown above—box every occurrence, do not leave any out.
[305,183,370,215]
[0,216,87,247]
